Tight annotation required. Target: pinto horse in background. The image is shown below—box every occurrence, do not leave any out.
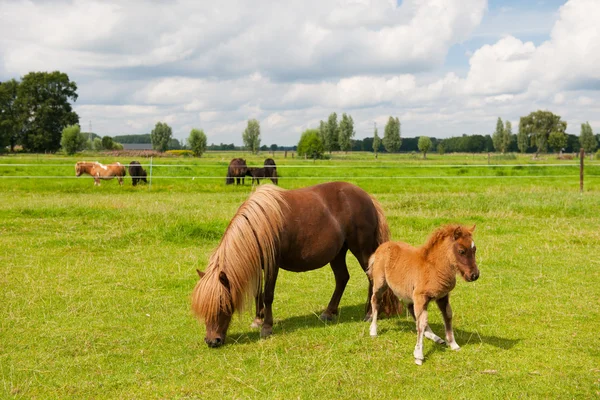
[192,181,402,347]
[75,161,126,186]
[367,224,479,365]
[226,158,248,185]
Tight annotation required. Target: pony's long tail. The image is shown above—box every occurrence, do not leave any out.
[370,196,403,318]
[371,196,390,245]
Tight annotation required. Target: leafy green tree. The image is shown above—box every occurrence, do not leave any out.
[502,120,513,154]
[318,120,327,146]
[418,136,432,159]
[60,124,86,155]
[492,117,504,153]
[517,127,529,153]
[325,113,339,153]
[0,79,21,151]
[151,121,173,152]
[579,122,597,157]
[16,71,79,153]
[519,110,567,157]
[102,136,115,150]
[548,131,567,153]
[338,113,355,153]
[242,119,261,154]
[168,138,182,150]
[297,129,324,159]
[92,137,103,151]
[270,144,278,152]
[383,116,401,153]
[188,128,207,157]
[373,125,381,158]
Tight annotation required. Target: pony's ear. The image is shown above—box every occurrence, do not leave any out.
[219,271,230,290]
[470,224,476,233]
[453,226,463,240]
[196,269,205,279]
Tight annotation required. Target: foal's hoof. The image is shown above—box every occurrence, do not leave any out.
[415,358,423,366]
[250,318,263,329]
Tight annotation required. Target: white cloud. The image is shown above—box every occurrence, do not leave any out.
[1,0,599,145]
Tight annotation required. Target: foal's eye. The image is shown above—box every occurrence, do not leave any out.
[458,249,466,255]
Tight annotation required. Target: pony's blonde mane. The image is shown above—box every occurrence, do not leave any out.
[192,185,286,323]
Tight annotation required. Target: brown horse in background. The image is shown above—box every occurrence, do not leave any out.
[263,158,278,185]
[192,181,402,347]
[75,161,126,186]
[368,224,479,365]
[226,158,248,185]
[128,161,147,186]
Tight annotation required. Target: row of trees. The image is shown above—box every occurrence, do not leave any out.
[491,111,598,157]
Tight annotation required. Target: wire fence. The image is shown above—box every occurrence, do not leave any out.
[0,160,597,183]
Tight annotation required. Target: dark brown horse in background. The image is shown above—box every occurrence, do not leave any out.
[128,161,147,186]
[263,158,278,185]
[192,181,402,347]
[226,158,248,185]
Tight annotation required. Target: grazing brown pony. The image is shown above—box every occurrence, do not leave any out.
[367,224,479,365]
[75,161,126,186]
[192,181,402,347]
[226,158,248,185]
[128,161,147,186]
[263,158,278,185]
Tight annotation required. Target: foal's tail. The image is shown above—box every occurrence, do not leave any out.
[369,196,402,317]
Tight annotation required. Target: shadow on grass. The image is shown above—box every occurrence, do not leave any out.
[226,302,520,351]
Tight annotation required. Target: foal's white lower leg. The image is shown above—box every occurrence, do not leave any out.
[424,325,445,344]
[369,293,379,337]
[414,309,427,365]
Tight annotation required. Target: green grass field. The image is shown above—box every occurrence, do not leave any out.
[1,152,599,399]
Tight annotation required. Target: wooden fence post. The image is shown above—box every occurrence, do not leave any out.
[149,156,153,191]
[580,148,584,193]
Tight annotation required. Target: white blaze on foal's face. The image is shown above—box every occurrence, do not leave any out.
[471,241,475,249]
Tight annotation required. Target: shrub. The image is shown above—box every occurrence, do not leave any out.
[60,124,86,155]
[165,150,194,157]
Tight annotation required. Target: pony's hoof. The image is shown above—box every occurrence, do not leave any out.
[260,327,273,338]
[451,343,461,351]
[436,338,446,345]
[319,313,333,321]
[414,358,423,366]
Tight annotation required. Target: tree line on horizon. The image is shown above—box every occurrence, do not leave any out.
[2,71,598,157]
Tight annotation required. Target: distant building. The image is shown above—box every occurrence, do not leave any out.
[123,144,153,150]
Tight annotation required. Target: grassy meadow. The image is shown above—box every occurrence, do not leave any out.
[1,151,599,399]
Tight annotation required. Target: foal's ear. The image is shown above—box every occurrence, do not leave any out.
[219,271,230,290]
[196,269,205,279]
[470,224,476,233]
[453,226,463,240]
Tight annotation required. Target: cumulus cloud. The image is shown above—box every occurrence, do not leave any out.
[0,0,598,144]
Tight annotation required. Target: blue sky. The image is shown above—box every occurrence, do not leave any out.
[0,0,597,145]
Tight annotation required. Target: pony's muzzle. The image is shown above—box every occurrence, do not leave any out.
[205,337,224,348]
[470,271,480,282]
